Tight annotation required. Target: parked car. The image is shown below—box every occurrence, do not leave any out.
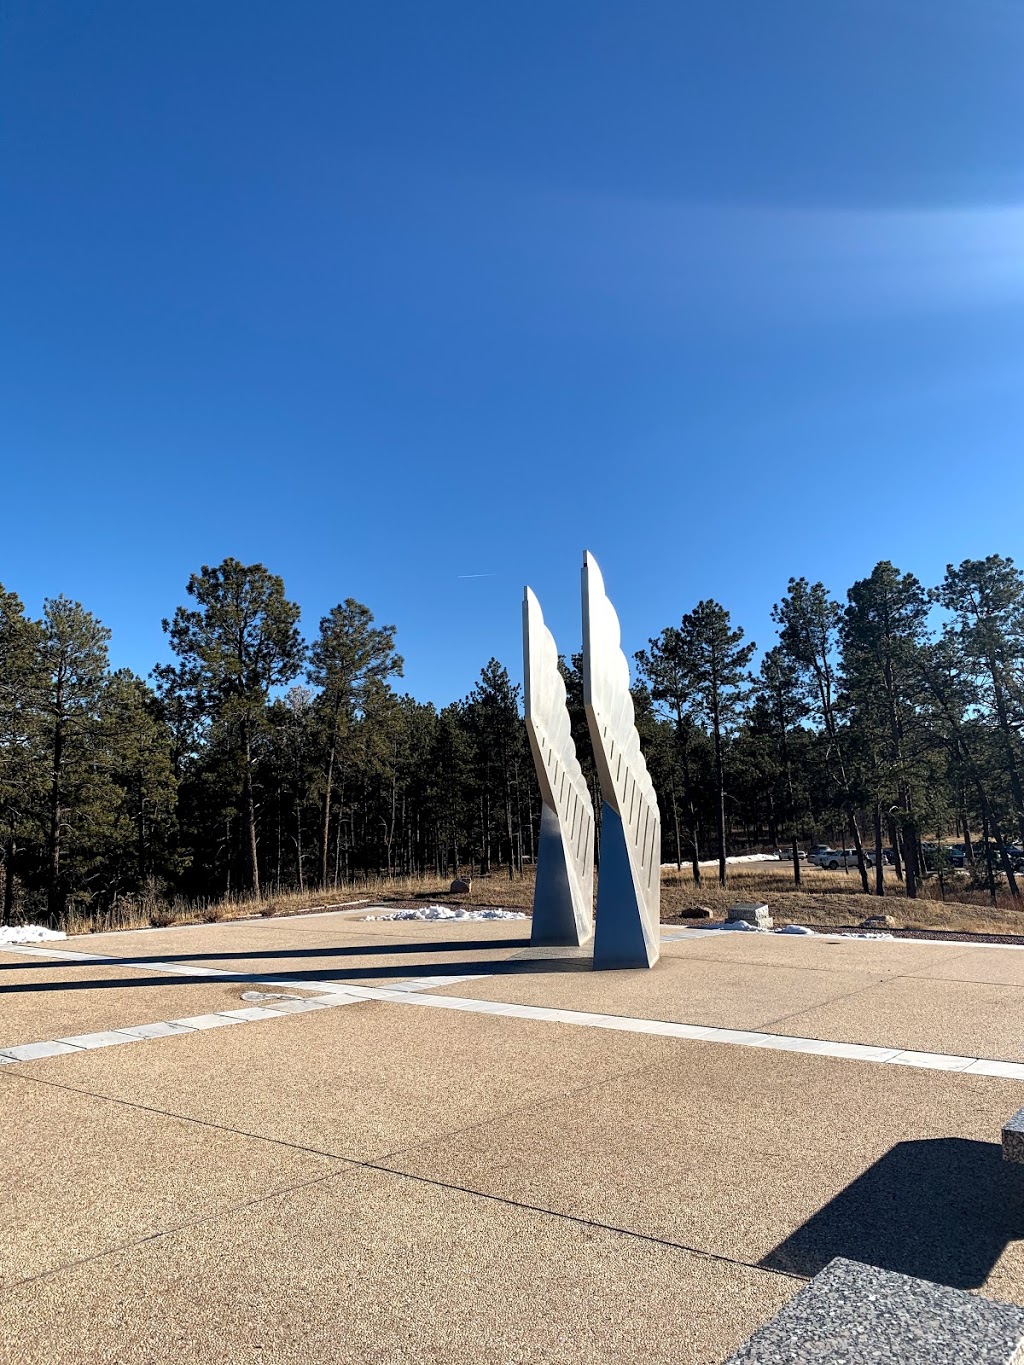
[775,847,807,861]
[816,848,877,870]
[805,846,834,867]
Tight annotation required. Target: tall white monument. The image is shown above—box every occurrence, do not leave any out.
[523,587,594,946]
[581,551,661,968]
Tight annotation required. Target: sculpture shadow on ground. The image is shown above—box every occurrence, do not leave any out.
[0,936,534,971]
[760,1137,1024,1290]
[0,947,593,996]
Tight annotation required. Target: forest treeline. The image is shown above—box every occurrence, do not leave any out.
[2,552,1024,925]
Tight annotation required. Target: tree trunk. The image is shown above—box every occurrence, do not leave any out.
[901,794,919,899]
[296,796,304,892]
[670,783,682,871]
[989,662,1024,845]
[2,835,14,924]
[873,802,885,897]
[241,720,260,897]
[846,810,870,893]
[47,713,64,921]
[714,719,727,889]
[320,743,335,889]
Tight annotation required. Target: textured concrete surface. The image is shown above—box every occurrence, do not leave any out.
[424,936,1024,1061]
[69,911,531,960]
[774,976,1024,1061]
[381,1032,1024,1286]
[667,931,977,976]
[7,918,1024,1363]
[431,954,892,1031]
[0,955,286,1047]
[910,945,1024,988]
[0,1073,345,1286]
[10,999,678,1158]
[0,1165,796,1365]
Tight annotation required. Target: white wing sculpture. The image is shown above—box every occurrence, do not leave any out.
[523,587,594,946]
[581,551,661,968]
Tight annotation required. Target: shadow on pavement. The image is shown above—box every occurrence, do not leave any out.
[760,1137,1024,1289]
[0,936,533,971]
[0,951,592,996]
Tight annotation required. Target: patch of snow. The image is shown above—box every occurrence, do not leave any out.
[717,919,768,932]
[839,931,895,940]
[0,924,66,945]
[663,853,778,869]
[366,904,526,922]
[775,924,815,935]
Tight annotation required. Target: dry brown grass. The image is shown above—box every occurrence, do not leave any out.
[661,861,1024,937]
[57,859,1024,940]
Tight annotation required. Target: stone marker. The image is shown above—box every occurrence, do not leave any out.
[723,1257,1024,1364]
[450,878,472,894]
[861,914,896,929]
[681,906,714,919]
[727,901,773,929]
[1002,1109,1024,1165]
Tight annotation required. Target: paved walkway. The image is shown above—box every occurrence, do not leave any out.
[3,912,1024,1362]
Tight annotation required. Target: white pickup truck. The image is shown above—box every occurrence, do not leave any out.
[808,847,876,870]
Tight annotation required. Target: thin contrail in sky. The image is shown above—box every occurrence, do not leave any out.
[457,573,497,579]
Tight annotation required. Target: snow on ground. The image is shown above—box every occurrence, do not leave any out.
[366,904,526,922]
[662,853,778,869]
[714,921,816,935]
[0,924,66,945]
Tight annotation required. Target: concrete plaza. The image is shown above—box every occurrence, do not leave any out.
[3,911,1024,1362]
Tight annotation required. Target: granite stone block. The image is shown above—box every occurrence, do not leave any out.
[723,1258,1024,1364]
[727,902,773,929]
[1002,1108,1024,1165]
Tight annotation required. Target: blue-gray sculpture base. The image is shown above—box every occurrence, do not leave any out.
[530,802,590,947]
[593,803,658,969]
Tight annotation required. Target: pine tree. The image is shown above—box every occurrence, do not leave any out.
[840,562,931,897]
[0,586,44,921]
[757,646,808,883]
[675,601,755,887]
[37,597,112,919]
[307,600,402,888]
[774,577,871,892]
[938,556,1024,847]
[157,560,304,897]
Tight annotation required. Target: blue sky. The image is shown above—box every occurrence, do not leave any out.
[2,1,1023,703]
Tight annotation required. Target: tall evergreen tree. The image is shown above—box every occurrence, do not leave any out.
[939,556,1024,847]
[757,646,808,883]
[841,561,931,897]
[157,559,304,897]
[307,600,402,888]
[635,628,706,885]
[37,597,112,919]
[675,601,755,887]
[774,577,871,891]
[0,586,44,921]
